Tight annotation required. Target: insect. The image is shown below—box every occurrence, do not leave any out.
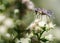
[34,8,42,14]
[34,8,53,17]
[33,8,54,21]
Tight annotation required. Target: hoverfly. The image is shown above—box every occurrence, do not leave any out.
[34,8,53,17]
[34,8,54,21]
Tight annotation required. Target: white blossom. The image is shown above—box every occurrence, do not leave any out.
[38,21,46,27]
[15,39,21,43]
[0,14,6,22]
[45,34,53,41]
[0,25,7,34]
[45,22,55,31]
[35,26,42,33]
[22,0,30,3]
[45,24,50,30]
[27,1,34,10]
[34,19,40,23]
[28,32,33,38]
[20,38,30,43]
[35,26,40,31]
[28,22,36,29]
[14,9,19,14]
[3,18,14,28]
[48,22,55,28]
[46,22,55,29]
[5,33,10,38]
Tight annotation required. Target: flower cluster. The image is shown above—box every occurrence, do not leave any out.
[27,18,55,33]
[26,9,55,42]
[0,13,14,35]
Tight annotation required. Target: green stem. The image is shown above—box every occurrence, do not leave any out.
[40,30,45,38]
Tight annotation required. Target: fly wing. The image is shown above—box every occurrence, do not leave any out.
[42,8,54,17]
[34,8,54,17]
[47,10,54,17]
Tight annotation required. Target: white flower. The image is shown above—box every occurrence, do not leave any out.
[38,21,46,27]
[22,0,30,3]
[0,14,6,22]
[41,15,47,22]
[27,1,34,10]
[45,34,53,41]
[14,9,19,14]
[28,32,33,38]
[26,32,33,38]
[35,26,40,31]
[2,33,11,40]
[15,39,21,43]
[3,18,14,28]
[5,33,10,38]
[46,22,55,29]
[45,22,55,30]
[0,25,7,34]
[29,22,36,29]
[45,24,50,30]
[48,22,55,28]
[35,26,42,33]
[20,38,30,43]
[34,19,40,23]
